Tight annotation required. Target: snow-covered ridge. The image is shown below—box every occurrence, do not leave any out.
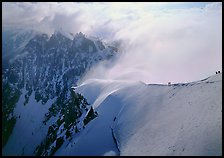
[59,73,222,156]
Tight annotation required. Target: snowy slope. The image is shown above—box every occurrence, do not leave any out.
[114,74,222,156]
[2,88,57,156]
[57,73,222,156]
[55,80,135,156]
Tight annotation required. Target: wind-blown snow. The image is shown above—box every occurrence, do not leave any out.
[56,80,135,156]
[60,73,222,156]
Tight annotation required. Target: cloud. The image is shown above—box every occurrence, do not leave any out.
[78,2,222,84]
[2,2,222,84]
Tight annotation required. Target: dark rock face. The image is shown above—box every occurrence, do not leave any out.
[2,29,117,151]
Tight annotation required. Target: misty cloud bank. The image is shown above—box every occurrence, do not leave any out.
[2,2,222,84]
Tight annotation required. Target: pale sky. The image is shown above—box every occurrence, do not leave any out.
[2,2,222,84]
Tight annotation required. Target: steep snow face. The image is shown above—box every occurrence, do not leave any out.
[65,73,222,156]
[55,94,121,156]
[56,79,138,156]
[2,88,57,156]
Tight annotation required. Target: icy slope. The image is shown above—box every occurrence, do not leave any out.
[59,73,222,156]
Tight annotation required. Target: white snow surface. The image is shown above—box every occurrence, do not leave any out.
[58,73,222,156]
[2,88,57,156]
